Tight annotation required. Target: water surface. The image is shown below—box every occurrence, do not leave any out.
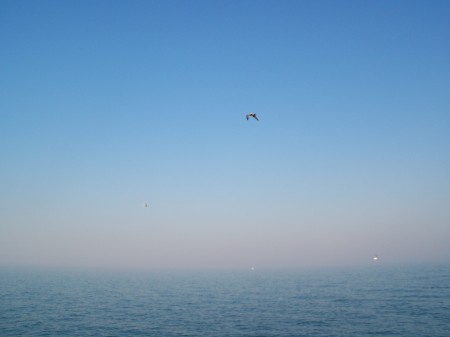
[1,265,449,336]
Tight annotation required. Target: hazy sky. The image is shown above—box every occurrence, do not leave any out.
[1,0,449,270]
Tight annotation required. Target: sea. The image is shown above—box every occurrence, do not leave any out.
[1,264,449,337]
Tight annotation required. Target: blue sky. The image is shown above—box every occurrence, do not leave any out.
[1,0,449,269]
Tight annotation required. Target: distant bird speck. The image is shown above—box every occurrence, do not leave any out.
[246,113,259,121]
[373,255,379,261]
[144,203,149,208]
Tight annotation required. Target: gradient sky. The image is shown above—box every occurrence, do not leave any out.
[1,0,449,270]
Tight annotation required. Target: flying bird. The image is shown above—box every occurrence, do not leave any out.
[144,203,149,208]
[246,113,259,121]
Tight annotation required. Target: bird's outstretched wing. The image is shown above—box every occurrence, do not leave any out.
[253,115,259,121]
[246,114,250,120]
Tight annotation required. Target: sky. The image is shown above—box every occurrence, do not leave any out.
[1,0,449,270]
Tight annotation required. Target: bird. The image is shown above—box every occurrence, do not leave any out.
[144,203,149,208]
[246,113,259,121]
[373,255,379,261]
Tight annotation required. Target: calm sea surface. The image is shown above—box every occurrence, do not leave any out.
[1,264,449,336]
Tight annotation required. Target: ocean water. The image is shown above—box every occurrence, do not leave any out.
[1,265,449,336]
